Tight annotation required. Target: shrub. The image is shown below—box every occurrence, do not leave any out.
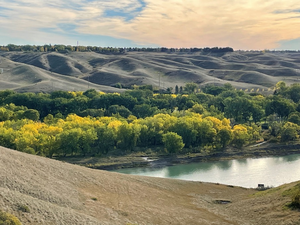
[0,210,22,225]
[18,204,30,213]
[284,184,300,209]
[290,190,300,209]
[22,147,35,155]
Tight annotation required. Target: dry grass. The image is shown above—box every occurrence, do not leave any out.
[0,51,300,93]
[0,146,299,224]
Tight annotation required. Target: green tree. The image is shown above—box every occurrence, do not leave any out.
[162,132,185,153]
[58,128,82,156]
[107,105,132,118]
[77,128,97,156]
[23,109,40,121]
[179,86,183,94]
[175,85,179,94]
[184,82,198,94]
[224,83,234,90]
[288,112,300,125]
[217,128,232,149]
[280,122,299,142]
[189,104,205,114]
[202,85,226,96]
[0,107,13,121]
[0,127,17,149]
[286,84,300,103]
[83,89,99,98]
[275,81,287,94]
[265,98,295,118]
[43,114,54,124]
[116,123,140,151]
[94,126,115,154]
[250,103,264,123]
[194,118,216,147]
[133,104,157,118]
[224,97,252,123]
[170,118,197,148]
[78,109,105,117]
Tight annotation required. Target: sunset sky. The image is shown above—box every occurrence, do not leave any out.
[0,0,300,50]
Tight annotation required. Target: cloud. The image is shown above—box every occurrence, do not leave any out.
[0,0,300,49]
[78,0,300,49]
[274,9,300,14]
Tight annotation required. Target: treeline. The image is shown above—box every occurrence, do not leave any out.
[0,110,260,157]
[0,44,233,54]
[0,81,300,157]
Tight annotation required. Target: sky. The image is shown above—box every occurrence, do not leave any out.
[0,0,300,50]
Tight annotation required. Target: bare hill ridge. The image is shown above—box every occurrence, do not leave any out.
[0,51,300,93]
[0,146,299,224]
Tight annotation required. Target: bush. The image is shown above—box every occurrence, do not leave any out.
[18,204,30,213]
[0,210,22,225]
[284,184,300,209]
[290,190,300,209]
[22,147,35,155]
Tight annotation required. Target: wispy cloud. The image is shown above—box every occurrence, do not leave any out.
[273,9,300,14]
[0,0,300,49]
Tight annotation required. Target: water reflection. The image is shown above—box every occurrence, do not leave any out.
[166,162,214,177]
[236,158,247,165]
[215,160,232,170]
[116,154,300,188]
[281,154,300,162]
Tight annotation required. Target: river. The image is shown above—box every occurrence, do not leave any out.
[115,154,300,188]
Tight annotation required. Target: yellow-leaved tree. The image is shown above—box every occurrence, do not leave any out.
[232,125,250,148]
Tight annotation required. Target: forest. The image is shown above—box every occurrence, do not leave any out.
[0,81,299,158]
[0,44,233,54]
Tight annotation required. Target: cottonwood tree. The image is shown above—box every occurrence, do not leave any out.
[184,82,198,94]
[162,132,184,153]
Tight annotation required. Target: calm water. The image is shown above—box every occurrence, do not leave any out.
[115,154,300,188]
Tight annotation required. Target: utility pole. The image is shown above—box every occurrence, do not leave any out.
[156,71,161,88]
[159,73,161,88]
[0,58,3,74]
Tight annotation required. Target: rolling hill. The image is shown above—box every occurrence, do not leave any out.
[0,146,299,224]
[0,51,300,93]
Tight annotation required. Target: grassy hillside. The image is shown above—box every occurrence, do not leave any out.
[0,146,299,224]
[0,51,300,93]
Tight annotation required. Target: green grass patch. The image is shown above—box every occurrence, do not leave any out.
[253,185,283,197]
[282,183,300,209]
